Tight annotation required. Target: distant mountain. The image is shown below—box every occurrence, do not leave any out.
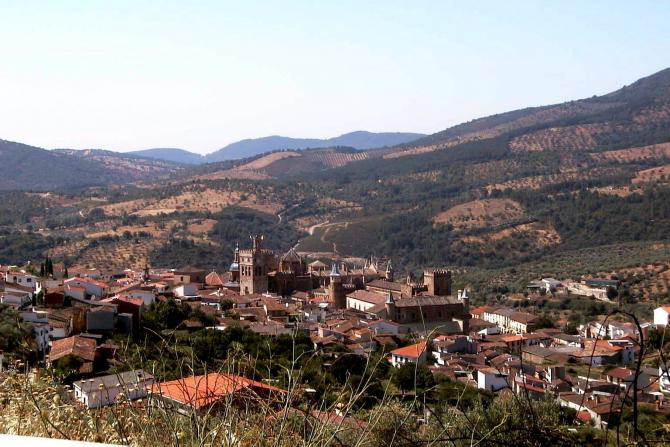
[128,148,205,165]
[0,142,184,191]
[205,131,425,162]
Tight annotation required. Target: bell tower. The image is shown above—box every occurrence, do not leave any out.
[239,235,270,295]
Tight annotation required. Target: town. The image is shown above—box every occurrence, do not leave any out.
[0,234,665,443]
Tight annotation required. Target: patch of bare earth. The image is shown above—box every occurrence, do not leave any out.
[462,222,562,249]
[198,168,272,181]
[589,186,641,197]
[239,151,302,170]
[433,198,525,229]
[592,142,670,163]
[632,164,670,184]
[618,262,670,299]
[186,218,218,234]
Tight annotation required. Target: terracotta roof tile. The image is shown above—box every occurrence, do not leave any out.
[150,373,284,409]
[391,341,427,359]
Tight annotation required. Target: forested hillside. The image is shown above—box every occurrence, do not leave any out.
[1,68,669,285]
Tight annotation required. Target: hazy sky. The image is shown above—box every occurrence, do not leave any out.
[1,1,668,154]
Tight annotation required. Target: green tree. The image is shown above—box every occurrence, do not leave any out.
[143,298,192,332]
[392,362,435,393]
[0,304,35,360]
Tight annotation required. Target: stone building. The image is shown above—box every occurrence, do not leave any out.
[239,235,278,295]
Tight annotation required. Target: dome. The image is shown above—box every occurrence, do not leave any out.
[229,262,239,272]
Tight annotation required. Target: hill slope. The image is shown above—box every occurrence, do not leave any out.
[2,68,670,283]
[55,149,182,179]
[0,141,183,191]
[0,141,124,190]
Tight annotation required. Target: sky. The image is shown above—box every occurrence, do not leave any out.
[0,1,668,154]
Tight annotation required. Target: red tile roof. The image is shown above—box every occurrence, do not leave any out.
[391,341,427,359]
[205,271,225,286]
[150,373,284,409]
[606,367,634,380]
[49,336,96,362]
[501,335,524,343]
[470,306,491,315]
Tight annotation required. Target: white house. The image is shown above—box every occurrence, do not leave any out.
[565,281,609,301]
[32,323,51,353]
[18,309,51,352]
[173,283,198,299]
[4,270,40,292]
[64,277,108,299]
[477,367,509,392]
[73,370,155,409]
[654,306,670,326]
[541,278,563,293]
[0,291,31,307]
[345,290,387,312]
[112,289,155,306]
[367,319,406,335]
[389,341,427,368]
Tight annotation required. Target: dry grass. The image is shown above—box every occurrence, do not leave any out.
[433,198,525,229]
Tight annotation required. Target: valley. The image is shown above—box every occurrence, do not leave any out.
[0,68,669,302]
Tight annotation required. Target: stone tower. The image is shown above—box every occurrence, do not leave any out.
[329,263,346,309]
[239,235,272,295]
[385,259,394,282]
[229,242,240,282]
[384,290,396,320]
[423,268,452,296]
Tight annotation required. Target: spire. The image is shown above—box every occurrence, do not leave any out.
[385,259,394,281]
